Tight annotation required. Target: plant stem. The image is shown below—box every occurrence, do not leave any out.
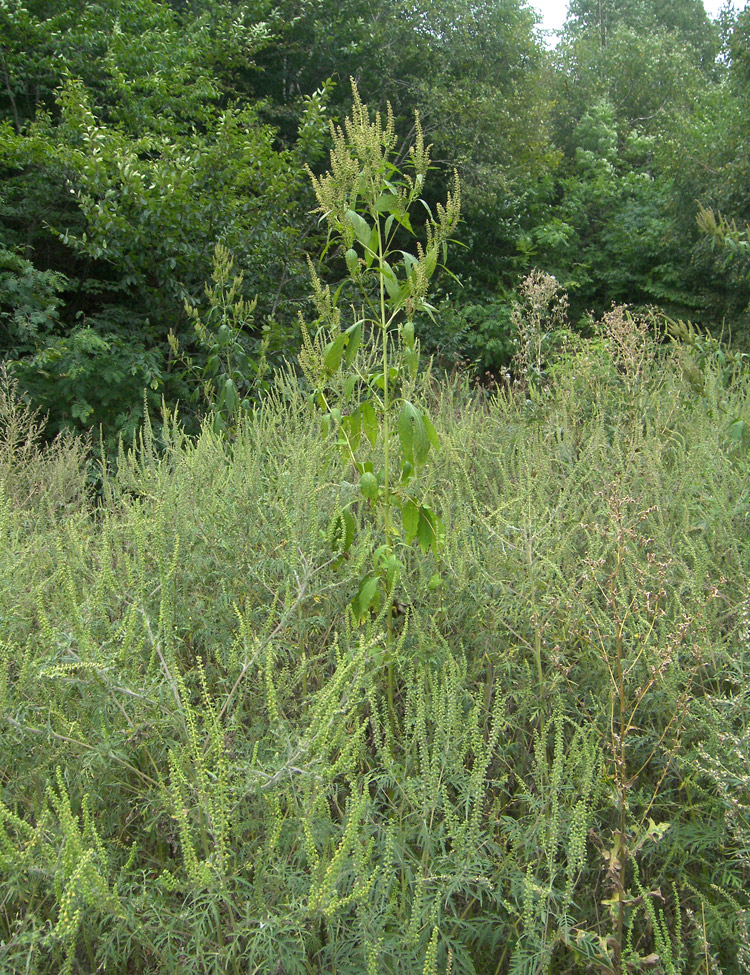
[376,213,396,730]
[526,520,545,713]
[612,536,627,975]
[379,215,391,550]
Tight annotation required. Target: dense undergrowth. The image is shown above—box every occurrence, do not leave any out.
[1,325,749,973]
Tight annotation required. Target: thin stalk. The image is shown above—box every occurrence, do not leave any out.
[702,902,710,975]
[0,47,21,134]
[611,531,628,975]
[379,215,391,548]
[376,213,396,730]
[614,617,627,975]
[526,516,545,705]
[4,715,160,789]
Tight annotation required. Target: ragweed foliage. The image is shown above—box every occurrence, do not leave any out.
[0,311,748,973]
[300,80,460,634]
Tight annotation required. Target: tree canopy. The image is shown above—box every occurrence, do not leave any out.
[1,0,748,441]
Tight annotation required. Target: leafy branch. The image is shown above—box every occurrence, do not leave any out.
[299,80,460,630]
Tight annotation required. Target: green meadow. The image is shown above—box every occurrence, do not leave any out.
[3,5,750,966]
[1,326,748,973]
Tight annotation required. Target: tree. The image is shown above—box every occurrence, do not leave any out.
[525,3,728,332]
[649,4,750,346]
[0,0,328,440]
[253,0,557,320]
[565,0,719,64]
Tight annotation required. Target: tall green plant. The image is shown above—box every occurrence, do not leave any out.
[299,81,460,628]
[169,243,271,436]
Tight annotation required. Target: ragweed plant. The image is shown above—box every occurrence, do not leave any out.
[169,243,271,435]
[512,269,568,390]
[1,339,750,973]
[299,80,460,631]
[572,489,705,975]
[599,304,659,392]
[0,771,125,975]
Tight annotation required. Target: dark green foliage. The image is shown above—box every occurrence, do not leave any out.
[0,245,67,356]
[0,0,327,443]
[208,0,557,323]
[422,293,517,374]
[3,0,750,434]
[564,0,719,63]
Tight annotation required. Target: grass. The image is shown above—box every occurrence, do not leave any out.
[0,332,748,974]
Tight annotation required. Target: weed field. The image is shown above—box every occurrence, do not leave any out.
[1,340,749,973]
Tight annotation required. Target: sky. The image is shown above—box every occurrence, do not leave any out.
[532,0,733,42]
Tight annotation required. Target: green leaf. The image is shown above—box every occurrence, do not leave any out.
[361,400,378,447]
[374,192,400,214]
[380,261,401,303]
[359,472,379,499]
[342,508,356,551]
[423,413,439,450]
[400,251,418,276]
[382,553,401,590]
[367,223,380,257]
[404,347,419,378]
[223,377,238,414]
[416,506,439,554]
[398,400,429,467]
[402,498,419,543]
[345,209,372,248]
[372,544,390,567]
[353,574,379,620]
[71,400,93,423]
[428,573,443,590]
[391,210,414,234]
[342,409,362,452]
[403,320,415,349]
[323,333,347,374]
[343,320,362,368]
[345,248,359,275]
